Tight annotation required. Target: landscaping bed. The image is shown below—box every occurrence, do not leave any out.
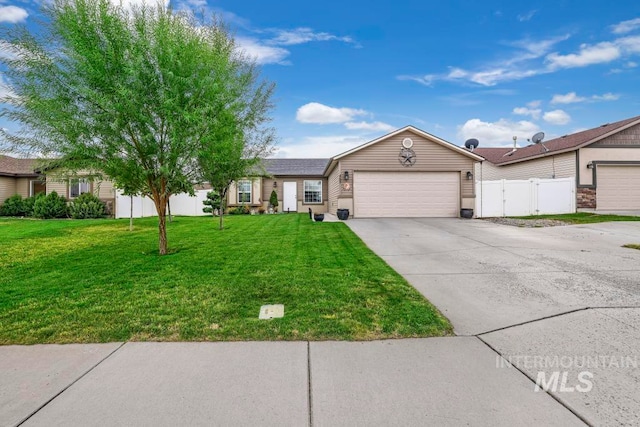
[485,212,640,227]
[0,214,451,344]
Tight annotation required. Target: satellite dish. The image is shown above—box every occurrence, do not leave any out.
[464,138,479,151]
[531,132,545,144]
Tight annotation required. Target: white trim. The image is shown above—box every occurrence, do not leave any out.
[237,179,252,204]
[303,179,323,204]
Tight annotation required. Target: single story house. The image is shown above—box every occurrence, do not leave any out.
[473,114,640,210]
[225,126,484,218]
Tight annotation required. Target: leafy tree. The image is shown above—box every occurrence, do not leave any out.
[0,0,274,254]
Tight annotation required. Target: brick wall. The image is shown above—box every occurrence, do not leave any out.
[577,187,596,209]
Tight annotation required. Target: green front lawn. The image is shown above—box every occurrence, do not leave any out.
[0,215,451,344]
[513,212,640,224]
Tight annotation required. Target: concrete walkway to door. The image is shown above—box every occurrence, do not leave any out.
[347,218,640,426]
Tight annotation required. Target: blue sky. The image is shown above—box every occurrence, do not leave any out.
[1,0,640,157]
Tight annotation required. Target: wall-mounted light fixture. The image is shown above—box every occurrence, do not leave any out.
[273,181,278,188]
[344,171,350,181]
[586,162,594,169]
[466,171,473,180]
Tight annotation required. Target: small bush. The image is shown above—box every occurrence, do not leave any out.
[33,191,68,219]
[23,193,45,217]
[0,194,26,216]
[69,192,106,219]
[202,191,221,216]
[228,204,250,215]
[269,190,278,211]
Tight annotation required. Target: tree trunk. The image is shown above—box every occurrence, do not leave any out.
[156,196,168,255]
[129,194,133,232]
[168,199,172,223]
[219,197,225,230]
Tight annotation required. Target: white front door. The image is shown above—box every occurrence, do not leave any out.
[283,181,297,212]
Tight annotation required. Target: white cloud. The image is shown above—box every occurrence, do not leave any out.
[550,92,586,104]
[268,27,357,46]
[235,37,290,65]
[546,42,621,69]
[611,17,640,34]
[399,35,568,87]
[592,92,620,101]
[274,135,367,158]
[551,91,620,104]
[543,109,571,125]
[396,74,435,86]
[527,100,542,108]
[296,102,367,124]
[512,107,541,120]
[616,35,640,54]
[344,121,395,132]
[111,0,169,9]
[458,118,540,147]
[0,74,14,99]
[517,10,537,22]
[0,5,28,23]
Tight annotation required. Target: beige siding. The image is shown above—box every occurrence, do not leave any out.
[477,152,575,181]
[15,178,30,197]
[0,177,16,202]
[96,179,115,199]
[596,166,640,210]
[592,123,640,146]
[339,130,477,198]
[579,147,640,186]
[46,178,68,197]
[328,167,340,215]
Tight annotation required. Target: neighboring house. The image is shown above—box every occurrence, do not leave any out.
[474,115,640,211]
[0,155,115,211]
[0,155,45,202]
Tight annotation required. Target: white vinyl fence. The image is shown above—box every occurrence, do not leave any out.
[475,177,575,218]
[115,189,210,219]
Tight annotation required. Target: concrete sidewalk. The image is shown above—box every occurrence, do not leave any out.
[1,339,584,426]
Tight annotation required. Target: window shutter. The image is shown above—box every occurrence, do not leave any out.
[252,179,261,205]
[228,182,237,205]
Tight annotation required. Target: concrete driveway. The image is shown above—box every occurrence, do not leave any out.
[347,218,640,426]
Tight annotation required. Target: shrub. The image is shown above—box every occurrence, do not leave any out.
[69,192,106,219]
[269,190,278,211]
[33,191,69,219]
[202,191,221,216]
[0,194,26,216]
[23,193,45,216]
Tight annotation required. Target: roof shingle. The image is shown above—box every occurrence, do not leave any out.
[260,158,330,176]
[474,115,640,165]
[0,155,39,176]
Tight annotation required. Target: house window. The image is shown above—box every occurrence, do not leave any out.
[69,178,90,198]
[304,180,322,204]
[237,180,252,203]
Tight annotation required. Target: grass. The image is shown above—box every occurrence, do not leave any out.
[0,214,451,344]
[512,212,640,224]
[623,244,640,250]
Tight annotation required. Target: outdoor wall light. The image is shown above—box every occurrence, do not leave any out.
[466,171,473,180]
[273,181,278,188]
[344,171,349,181]
[586,162,594,169]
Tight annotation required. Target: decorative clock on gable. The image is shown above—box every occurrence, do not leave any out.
[398,148,416,166]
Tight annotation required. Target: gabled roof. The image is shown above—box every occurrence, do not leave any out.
[324,125,484,175]
[474,114,640,166]
[261,158,330,176]
[0,155,40,177]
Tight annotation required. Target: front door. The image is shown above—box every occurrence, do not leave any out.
[283,181,297,212]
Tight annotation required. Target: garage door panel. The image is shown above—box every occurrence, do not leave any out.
[597,166,640,210]
[354,172,460,218]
